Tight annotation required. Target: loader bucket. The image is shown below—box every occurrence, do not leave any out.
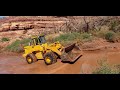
[61,43,83,63]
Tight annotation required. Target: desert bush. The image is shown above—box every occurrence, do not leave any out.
[114,32,120,42]
[6,38,30,53]
[80,33,93,42]
[93,59,120,74]
[95,26,110,38]
[105,31,116,42]
[54,32,81,42]
[45,33,61,43]
[95,27,117,42]
[81,33,90,39]
[54,32,93,46]
[1,37,10,42]
[109,20,120,32]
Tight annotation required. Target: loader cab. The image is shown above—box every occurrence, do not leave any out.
[38,35,46,44]
[29,35,46,46]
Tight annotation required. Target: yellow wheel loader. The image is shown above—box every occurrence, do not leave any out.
[23,34,83,65]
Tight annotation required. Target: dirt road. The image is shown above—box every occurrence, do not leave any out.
[0,43,120,74]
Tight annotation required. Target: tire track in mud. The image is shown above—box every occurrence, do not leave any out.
[0,53,70,74]
[0,53,82,74]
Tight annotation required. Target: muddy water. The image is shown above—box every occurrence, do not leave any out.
[0,49,120,74]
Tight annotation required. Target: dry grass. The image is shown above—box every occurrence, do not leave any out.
[93,59,120,74]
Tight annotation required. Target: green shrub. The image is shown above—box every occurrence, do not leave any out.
[55,32,92,41]
[105,31,116,42]
[96,28,117,42]
[19,38,31,46]
[109,20,120,32]
[80,33,93,42]
[53,32,94,46]
[81,33,91,39]
[93,59,120,74]
[1,37,10,42]
[54,32,80,42]
[96,29,109,38]
[6,38,30,53]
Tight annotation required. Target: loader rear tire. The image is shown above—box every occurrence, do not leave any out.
[44,52,58,65]
[26,53,37,64]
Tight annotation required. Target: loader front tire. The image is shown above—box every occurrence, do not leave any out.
[44,52,58,65]
[26,53,37,64]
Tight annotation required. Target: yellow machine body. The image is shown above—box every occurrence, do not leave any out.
[23,37,64,60]
[23,34,82,65]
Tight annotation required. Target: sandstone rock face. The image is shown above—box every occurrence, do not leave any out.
[0,16,68,34]
[0,16,69,44]
[0,16,117,34]
[0,16,120,45]
[0,23,11,32]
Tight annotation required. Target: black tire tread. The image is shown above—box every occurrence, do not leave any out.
[26,53,37,64]
[44,52,58,65]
